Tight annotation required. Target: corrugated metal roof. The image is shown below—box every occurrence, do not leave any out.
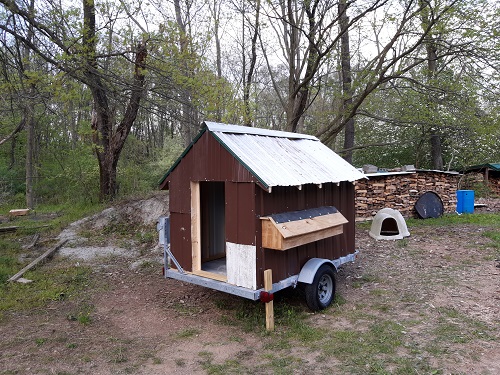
[365,170,461,177]
[205,121,318,140]
[205,122,365,189]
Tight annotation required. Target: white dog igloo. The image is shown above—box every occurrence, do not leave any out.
[369,208,410,240]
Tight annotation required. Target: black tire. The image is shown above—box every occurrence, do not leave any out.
[304,264,336,311]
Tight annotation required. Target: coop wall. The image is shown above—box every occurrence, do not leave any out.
[355,172,460,219]
[164,132,257,271]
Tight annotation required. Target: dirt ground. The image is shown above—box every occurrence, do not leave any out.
[1,194,499,375]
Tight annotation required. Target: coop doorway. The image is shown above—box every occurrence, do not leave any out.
[191,181,227,280]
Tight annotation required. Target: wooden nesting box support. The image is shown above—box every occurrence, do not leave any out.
[261,206,348,251]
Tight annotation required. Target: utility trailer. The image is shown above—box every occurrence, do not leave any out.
[158,122,366,311]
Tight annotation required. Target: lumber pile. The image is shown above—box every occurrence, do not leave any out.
[9,209,30,217]
[460,172,500,197]
[491,178,500,196]
[355,171,460,219]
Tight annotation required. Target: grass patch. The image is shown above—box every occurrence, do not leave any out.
[483,230,500,255]
[432,307,494,344]
[0,202,104,237]
[262,354,303,375]
[321,320,417,372]
[351,273,380,289]
[77,309,93,325]
[35,337,46,346]
[0,202,100,321]
[198,351,242,375]
[0,239,92,321]
[214,294,324,343]
[397,238,409,248]
[0,238,22,284]
[406,213,500,228]
[175,328,200,339]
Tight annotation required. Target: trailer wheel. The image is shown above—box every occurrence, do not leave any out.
[304,264,336,311]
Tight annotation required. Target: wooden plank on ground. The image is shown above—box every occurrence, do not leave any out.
[8,239,68,282]
[0,226,18,234]
[9,209,30,216]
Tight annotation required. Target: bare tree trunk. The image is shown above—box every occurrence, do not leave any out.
[427,45,443,170]
[420,1,443,170]
[25,105,35,209]
[83,0,147,201]
[213,1,222,79]
[241,0,260,126]
[285,0,317,133]
[339,0,354,163]
[174,0,198,146]
[210,0,223,121]
[284,0,300,132]
[24,0,36,209]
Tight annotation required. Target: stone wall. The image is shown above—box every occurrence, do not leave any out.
[355,171,460,219]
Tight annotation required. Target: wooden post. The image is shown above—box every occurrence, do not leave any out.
[264,269,274,332]
[190,181,201,272]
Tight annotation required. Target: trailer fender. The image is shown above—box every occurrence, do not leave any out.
[297,258,337,285]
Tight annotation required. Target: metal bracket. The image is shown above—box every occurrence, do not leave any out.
[164,242,185,274]
[157,216,185,275]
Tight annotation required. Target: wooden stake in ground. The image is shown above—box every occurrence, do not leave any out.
[264,269,275,332]
[8,239,68,282]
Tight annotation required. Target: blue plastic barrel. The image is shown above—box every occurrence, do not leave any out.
[456,190,474,214]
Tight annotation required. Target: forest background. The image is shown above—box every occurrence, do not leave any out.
[0,0,499,208]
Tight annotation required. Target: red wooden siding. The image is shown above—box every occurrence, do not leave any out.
[169,212,193,271]
[225,182,256,246]
[163,132,257,270]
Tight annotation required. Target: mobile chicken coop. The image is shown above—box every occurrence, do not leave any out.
[158,122,366,311]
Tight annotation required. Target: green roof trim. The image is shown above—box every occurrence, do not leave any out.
[158,125,208,187]
[465,163,500,172]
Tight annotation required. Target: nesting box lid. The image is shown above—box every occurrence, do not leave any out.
[261,206,348,250]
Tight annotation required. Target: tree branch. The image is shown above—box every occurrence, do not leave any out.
[0,117,26,146]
